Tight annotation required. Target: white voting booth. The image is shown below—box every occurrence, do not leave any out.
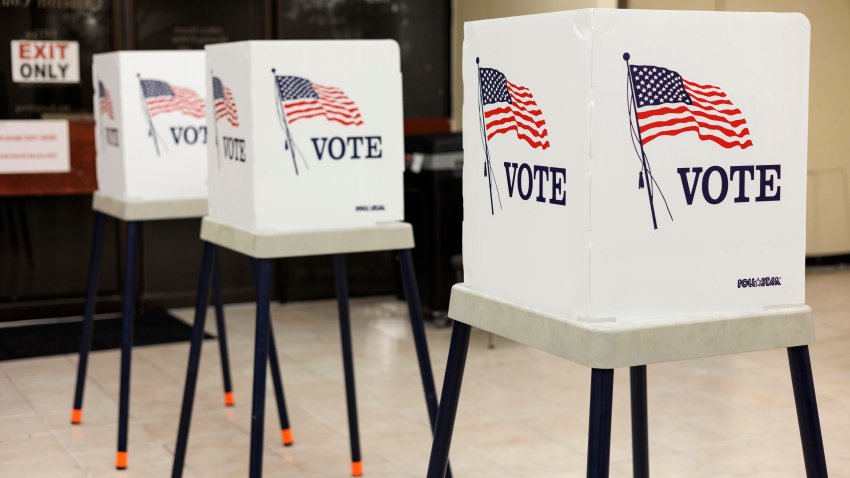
[426,10,825,478]
[93,51,208,203]
[172,40,445,478]
[205,40,404,233]
[462,9,809,323]
[78,51,241,471]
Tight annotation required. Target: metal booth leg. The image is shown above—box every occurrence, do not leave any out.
[71,211,106,425]
[248,258,294,448]
[211,252,235,407]
[334,254,363,476]
[248,259,273,478]
[397,249,452,478]
[630,365,649,478]
[426,321,472,478]
[587,368,614,478]
[115,221,139,470]
[788,345,828,478]
[170,242,216,478]
[268,322,294,446]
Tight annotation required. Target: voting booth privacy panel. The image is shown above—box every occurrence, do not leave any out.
[462,9,810,322]
[205,40,405,233]
[92,51,208,201]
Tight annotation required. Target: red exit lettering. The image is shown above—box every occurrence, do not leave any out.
[18,42,70,61]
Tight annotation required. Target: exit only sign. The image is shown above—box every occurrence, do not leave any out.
[10,40,80,84]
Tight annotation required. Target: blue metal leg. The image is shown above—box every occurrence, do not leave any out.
[211,253,235,407]
[398,249,452,478]
[71,211,106,425]
[249,258,294,447]
[587,368,614,478]
[170,242,216,478]
[116,221,138,470]
[631,365,649,478]
[788,346,828,478]
[334,254,363,477]
[249,259,273,478]
[268,323,294,446]
[426,321,471,478]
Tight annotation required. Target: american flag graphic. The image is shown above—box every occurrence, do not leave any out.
[139,79,205,118]
[212,76,239,127]
[479,67,550,150]
[629,64,752,149]
[98,81,114,120]
[275,75,363,126]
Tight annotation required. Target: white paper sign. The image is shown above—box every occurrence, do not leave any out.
[462,9,810,322]
[0,120,70,174]
[11,40,80,84]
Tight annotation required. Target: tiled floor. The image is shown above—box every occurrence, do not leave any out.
[1,268,849,477]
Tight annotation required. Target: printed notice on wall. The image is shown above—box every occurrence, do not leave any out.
[11,40,80,84]
[0,120,70,174]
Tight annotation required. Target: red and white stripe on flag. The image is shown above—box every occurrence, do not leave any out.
[483,80,550,150]
[147,86,206,119]
[283,83,363,126]
[214,86,239,127]
[638,78,752,149]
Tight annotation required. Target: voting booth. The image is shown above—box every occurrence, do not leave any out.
[425,9,826,478]
[205,40,404,232]
[461,9,809,322]
[172,40,445,478]
[93,51,208,201]
[76,51,258,471]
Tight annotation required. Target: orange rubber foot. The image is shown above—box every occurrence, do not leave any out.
[70,408,82,425]
[351,461,363,477]
[281,428,294,447]
[224,391,235,407]
[116,451,128,470]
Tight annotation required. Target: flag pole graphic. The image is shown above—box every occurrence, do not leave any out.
[291,140,310,172]
[211,70,222,170]
[623,53,658,230]
[476,57,502,215]
[271,69,299,176]
[137,73,161,157]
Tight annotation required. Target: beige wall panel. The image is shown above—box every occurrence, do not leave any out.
[807,173,816,251]
[807,169,850,255]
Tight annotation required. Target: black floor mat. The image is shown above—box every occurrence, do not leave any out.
[0,308,213,361]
